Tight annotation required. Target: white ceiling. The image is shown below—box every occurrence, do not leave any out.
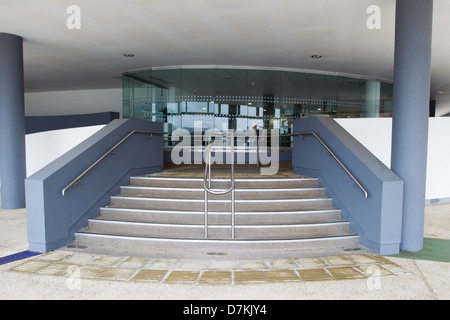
[1,0,449,100]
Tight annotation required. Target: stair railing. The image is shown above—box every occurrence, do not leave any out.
[62,130,166,196]
[203,131,236,239]
[288,131,368,199]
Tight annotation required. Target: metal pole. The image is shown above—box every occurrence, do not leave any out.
[231,188,235,239]
[204,190,208,239]
[231,131,235,239]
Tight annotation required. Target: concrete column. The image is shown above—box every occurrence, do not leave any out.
[391,0,433,251]
[0,33,26,209]
[362,80,380,117]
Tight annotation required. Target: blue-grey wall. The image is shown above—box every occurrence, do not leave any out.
[25,112,119,134]
[292,116,404,255]
[25,119,164,253]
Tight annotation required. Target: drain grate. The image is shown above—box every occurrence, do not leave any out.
[206,252,227,256]
[343,247,362,252]
[66,244,88,249]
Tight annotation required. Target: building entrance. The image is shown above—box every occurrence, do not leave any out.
[122,67,394,148]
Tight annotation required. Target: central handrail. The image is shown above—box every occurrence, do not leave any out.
[287,131,368,199]
[61,130,166,196]
[203,132,236,239]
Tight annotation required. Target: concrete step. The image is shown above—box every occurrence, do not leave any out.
[74,232,361,259]
[99,207,343,225]
[109,196,334,212]
[85,219,352,240]
[118,185,326,200]
[130,176,319,189]
[73,171,360,259]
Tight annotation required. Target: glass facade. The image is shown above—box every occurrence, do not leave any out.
[123,67,393,145]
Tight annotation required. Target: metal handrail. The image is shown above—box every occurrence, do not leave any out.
[61,130,166,196]
[203,133,236,239]
[203,145,235,194]
[288,132,368,199]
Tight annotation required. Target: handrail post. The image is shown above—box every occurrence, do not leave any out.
[204,189,208,239]
[231,185,235,239]
[203,131,236,239]
[231,131,235,239]
[208,146,212,189]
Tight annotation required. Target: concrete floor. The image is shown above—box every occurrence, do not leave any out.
[0,199,449,299]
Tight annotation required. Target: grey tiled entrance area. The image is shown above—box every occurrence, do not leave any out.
[6,250,410,285]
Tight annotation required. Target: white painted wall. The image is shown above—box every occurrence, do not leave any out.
[337,118,450,201]
[336,118,393,167]
[0,125,106,189]
[25,125,106,177]
[21,87,122,179]
[25,88,122,117]
[424,118,450,200]
[1,87,121,189]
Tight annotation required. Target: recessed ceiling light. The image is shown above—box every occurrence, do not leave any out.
[123,53,135,57]
[311,55,322,59]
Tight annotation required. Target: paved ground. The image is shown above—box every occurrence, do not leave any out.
[4,250,411,285]
[0,199,448,300]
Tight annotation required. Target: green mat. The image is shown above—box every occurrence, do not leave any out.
[387,238,450,263]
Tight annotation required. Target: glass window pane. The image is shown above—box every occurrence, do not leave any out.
[123,67,392,135]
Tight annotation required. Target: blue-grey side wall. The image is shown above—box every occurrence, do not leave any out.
[25,112,120,134]
[292,116,404,255]
[25,119,164,253]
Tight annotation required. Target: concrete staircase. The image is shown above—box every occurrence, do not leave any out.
[74,169,360,259]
